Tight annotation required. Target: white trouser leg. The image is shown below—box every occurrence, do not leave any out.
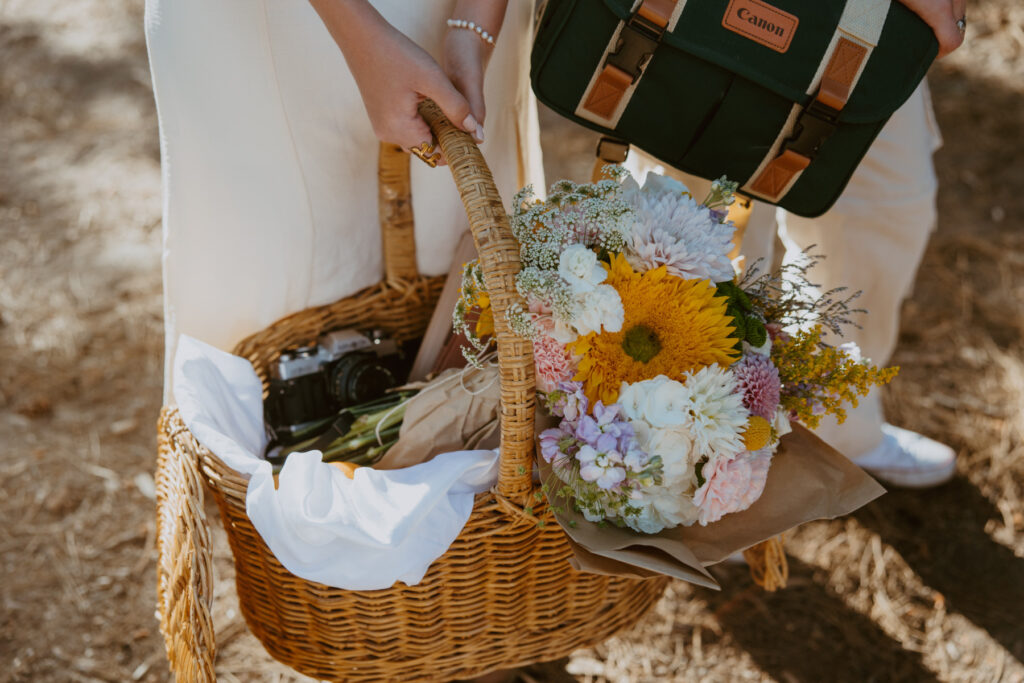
[779,82,942,457]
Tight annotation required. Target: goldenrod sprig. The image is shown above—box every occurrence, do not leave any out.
[772,325,898,428]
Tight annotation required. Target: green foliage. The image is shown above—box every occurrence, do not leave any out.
[716,280,768,350]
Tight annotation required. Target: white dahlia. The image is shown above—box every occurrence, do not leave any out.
[619,387,703,532]
[677,364,749,457]
[623,173,736,282]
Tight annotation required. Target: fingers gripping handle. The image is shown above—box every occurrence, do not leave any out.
[417,100,536,502]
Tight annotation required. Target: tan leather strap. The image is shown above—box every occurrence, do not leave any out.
[582,65,634,121]
[636,0,678,25]
[726,193,754,264]
[747,37,867,198]
[818,37,869,110]
[575,0,688,127]
[591,137,631,182]
[748,148,813,198]
[744,0,891,202]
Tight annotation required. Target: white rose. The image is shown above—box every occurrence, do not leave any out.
[646,426,694,463]
[773,406,792,439]
[558,244,606,294]
[629,417,653,450]
[641,377,691,428]
[631,485,700,529]
[572,284,624,336]
[650,491,701,527]
[643,426,697,488]
[617,382,647,422]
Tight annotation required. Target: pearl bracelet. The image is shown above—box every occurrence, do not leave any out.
[446,18,496,46]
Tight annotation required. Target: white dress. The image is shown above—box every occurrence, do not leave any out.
[144,0,544,400]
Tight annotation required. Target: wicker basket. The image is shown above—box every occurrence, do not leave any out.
[155,101,670,682]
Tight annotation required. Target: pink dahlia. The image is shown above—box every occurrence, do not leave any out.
[533,334,575,393]
[732,353,781,420]
[692,450,772,526]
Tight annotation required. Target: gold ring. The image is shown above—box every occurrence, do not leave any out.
[410,140,442,167]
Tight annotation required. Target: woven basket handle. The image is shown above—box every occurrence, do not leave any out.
[418,100,536,502]
[155,408,217,681]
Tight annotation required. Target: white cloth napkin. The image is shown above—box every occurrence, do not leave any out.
[172,335,500,590]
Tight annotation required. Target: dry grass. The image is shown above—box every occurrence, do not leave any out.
[1,0,1022,681]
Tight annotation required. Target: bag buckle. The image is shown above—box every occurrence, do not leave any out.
[596,136,630,164]
[606,13,665,83]
[783,98,840,160]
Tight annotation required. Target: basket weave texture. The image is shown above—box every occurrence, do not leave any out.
[155,101,669,682]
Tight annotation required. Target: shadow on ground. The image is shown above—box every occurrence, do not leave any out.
[704,559,937,683]
[856,478,1024,661]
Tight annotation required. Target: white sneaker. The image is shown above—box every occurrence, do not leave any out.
[852,424,956,489]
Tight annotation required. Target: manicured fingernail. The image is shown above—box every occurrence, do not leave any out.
[462,114,479,134]
[475,124,485,143]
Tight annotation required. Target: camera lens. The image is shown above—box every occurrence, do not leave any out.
[328,352,397,406]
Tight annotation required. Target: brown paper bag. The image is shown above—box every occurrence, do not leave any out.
[407,231,478,382]
[376,361,501,470]
[540,424,885,589]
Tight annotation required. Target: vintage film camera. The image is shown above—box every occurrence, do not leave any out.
[265,329,405,443]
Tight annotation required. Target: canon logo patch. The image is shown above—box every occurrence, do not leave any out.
[723,0,798,53]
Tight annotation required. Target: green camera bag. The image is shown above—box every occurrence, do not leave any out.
[531,0,938,217]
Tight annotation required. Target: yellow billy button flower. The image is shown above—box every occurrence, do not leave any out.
[742,415,772,451]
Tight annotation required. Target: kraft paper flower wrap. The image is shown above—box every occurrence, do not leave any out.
[377,360,501,470]
[537,418,884,589]
[453,169,894,588]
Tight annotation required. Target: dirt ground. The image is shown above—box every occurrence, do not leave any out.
[1,1,1022,681]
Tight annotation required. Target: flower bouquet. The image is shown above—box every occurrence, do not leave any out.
[456,169,895,544]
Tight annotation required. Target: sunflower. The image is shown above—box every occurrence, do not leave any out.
[473,292,494,338]
[571,253,738,405]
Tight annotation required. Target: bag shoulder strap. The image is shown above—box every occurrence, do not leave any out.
[744,0,891,201]
[576,0,688,127]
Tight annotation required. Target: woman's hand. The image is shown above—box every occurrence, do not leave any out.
[898,0,966,57]
[443,28,490,135]
[442,1,509,135]
[310,0,480,155]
